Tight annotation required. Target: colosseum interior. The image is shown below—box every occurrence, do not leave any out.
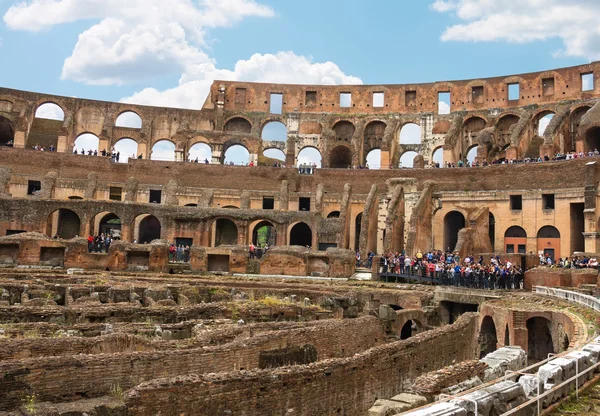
[1,62,600,415]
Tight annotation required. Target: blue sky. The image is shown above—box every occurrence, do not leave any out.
[0,0,594,105]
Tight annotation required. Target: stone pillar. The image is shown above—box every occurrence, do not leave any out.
[539,144,554,159]
[279,180,289,212]
[576,139,585,153]
[174,149,184,162]
[442,145,455,166]
[57,135,68,153]
[211,144,223,164]
[276,224,286,246]
[121,223,132,243]
[380,150,390,169]
[505,145,518,161]
[14,131,26,149]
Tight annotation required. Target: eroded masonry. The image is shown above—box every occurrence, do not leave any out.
[1,63,600,415]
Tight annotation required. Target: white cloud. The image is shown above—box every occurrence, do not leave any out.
[4,0,274,84]
[121,52,363,109]
[431,0,600,60]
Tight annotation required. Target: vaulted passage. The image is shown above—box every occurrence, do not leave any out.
[479,316,498,358]
[585,127,600,152]
[215,219,238,246]
[526,317,554,362]
[444,211,465,252]
[138,215,161,244]
[0,116,14,146]
[289,222,312,247]
[47,209,81,239]
[330,146,352,169]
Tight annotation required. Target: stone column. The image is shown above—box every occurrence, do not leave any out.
[211,144,223,164]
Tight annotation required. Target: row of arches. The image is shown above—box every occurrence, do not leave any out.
[45,209,314,248]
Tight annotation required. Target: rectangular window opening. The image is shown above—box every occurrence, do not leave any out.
[235,88,247,105]
[109,187,123,201]
[506,244,515,254]
[508,83,520,101]
[471,86,484,104]
[582,73,594,92]
[270,93,283,114]
[542,194,555,210]
[263,196,275,210]
[340,92,352,108]
[542,77,555,96]
[518,245,526,254]
[6,230,26,236]
[299,197,311,211]
[372,92,384,108]
[405,90,417,107]
[149,190,162,204]
[438,92,451,114]
[510,195,522,211]
[27,180,41,196]
[305,91,317,106]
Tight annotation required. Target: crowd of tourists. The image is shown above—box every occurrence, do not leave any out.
[378,250,524,290]
[32,144,55,152]
[73,147,143,162]
[169,244,191,263]
[546,255,599,269]
[86,234,113,253]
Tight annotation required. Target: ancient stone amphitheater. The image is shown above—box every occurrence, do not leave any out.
[1,62,600,415]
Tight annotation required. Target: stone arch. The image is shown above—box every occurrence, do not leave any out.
[261,121,287,142]
[113,138,139,162]
[462,116,486,147]
[188,142,212,162]
[537,225,560,238]
[250,220,277,246]
[431,146,444,167]
[223,143,250,165]
[135,214,161,244]
[73,132,100,153]
[365,148,381,169]
[399,122,421,145]
[288,222,313,247]
[364,120,386,151]
[570,105,592,151]
[0,116,14,146]
[444,211,466,252]
[526,316,554,362]
[496,114,520,146]
[399,151,419,168]
[466,145,478,164]
[150,139,176,161]
[46,209,81,239]
[68,196,83,200]
[395,309,426,340]
[224,116,252,133]
[263,148,286,162]
[584,126,600,152]
[329,145,352,169]
[326,211,341,218]
[35,102,65,121]
[504,226,527,254]
[332,120,355,142]
[297,146,322,168]
[94,212,122,239]
[479,316,498,358]
[213,218,238,246]
[115,111,142,129]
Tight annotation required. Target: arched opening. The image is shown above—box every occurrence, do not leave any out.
[466,146,478,165]
[252,221,277,246]
[537,226,561,262]
[479,316,498,358]
[297,147,322,168]
[536,112,555,136]
[365,149,381,169]
[113,138,138,163]
[68,196,83,200]
[399,123,421,145]
[151,140,176,161]
[444,211,466,252]
[30,103,64,149]
[496,115,520,146]
[188,142,212,163]
[330,146,352,169]
[98,213,121,239]
[432,147,444,167]
[354,213,362,250]
[526,317,554,362]
[570,107,591,151]
[327,211,341,218]
[462,117,486,144]
[46,209,80,239]
[489,212,495,251]
[0,116,15,146]
[224,117,251,133]
[261,121,287,142]
[505,325,510,346]
[137,215,161,244]
[115,111,142,129]
[289,222,312,247]
[333,120,355,142]
[185,203,198,207]
[215,218,238,246]
[504,226,527,255]
[224,144,250,166]
[399,151,418,168]
[364,121,386,158]
[263,148,286,162]
[73,133,100,154]
[585,127,600,153]
[400,320,418,340]
[35,103,64,121]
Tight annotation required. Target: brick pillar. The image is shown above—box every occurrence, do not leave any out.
[380,150,390,170]
[14,131,26,149]
[57,135,68,153]
[505,145,518,161]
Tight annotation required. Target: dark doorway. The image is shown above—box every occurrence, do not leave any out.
[0,116,14,146]
[215,219,238,246]
[329,146,352,168]
[505,325,510,346]
[489,212,496,251]
[99,213,121,239]
[138,215,161,243]
[444,211,466,252]
[400,320,415,340]
[354,213,362,250]
[289,222,312,247]
[585,127,600,152]
[479,316,498,358]
[570,203,585,253]
[327,211,340,218]
[253,221,277,246]
[47,209,81,239]
[526,317,554,362]
[208,254,230,272]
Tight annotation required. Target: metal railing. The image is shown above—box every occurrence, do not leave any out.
[533,286,600,312]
